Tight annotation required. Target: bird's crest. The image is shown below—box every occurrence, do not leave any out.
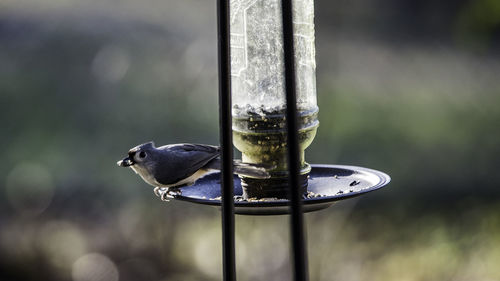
[129,141,155,153]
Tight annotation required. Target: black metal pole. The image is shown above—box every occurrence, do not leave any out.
[282,0,309,281]
[217,0,237,280]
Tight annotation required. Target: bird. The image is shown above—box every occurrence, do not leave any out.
[117,142,271,200]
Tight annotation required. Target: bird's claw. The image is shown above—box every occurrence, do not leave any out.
[154,187,181,201]
[161,189,181,201]
[160,191,170,201]
[153,187,170,201]
[154,187,167,197]
[167,188,182,197]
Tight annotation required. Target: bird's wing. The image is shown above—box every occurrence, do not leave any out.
[168,144,220,169]
[172,143,220,154]
[154,144,220,185]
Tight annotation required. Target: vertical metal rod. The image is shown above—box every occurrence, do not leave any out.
[217,0,237,280]
[282,0,309,281]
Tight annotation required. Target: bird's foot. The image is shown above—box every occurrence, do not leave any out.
[155,187,182,201]
[154,187,171,201]
[160,191,170,201]
[167,188,182,197]
[154,187,167,197]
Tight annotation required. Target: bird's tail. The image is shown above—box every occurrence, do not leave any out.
[233,160,272,179]
[206,159,272,179]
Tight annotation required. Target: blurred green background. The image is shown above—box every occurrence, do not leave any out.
[1,0,500,280]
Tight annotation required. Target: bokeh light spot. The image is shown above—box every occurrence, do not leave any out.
[72,253,119,281]
[192,227,222,278]
[38,220,87,270]
[5,162,55,216]
[91,45,130,83]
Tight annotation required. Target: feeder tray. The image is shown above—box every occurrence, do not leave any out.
[158,164,390,215]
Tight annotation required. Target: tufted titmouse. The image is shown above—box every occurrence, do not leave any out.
[117,142,270,200]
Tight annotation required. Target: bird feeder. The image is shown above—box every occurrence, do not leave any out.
[157,0,390,215]
[153,1,391,280]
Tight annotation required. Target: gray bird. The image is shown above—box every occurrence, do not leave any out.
[117,142,270,199]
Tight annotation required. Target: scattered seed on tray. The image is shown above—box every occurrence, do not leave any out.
[212,192,326,202]
[350,180,361,186]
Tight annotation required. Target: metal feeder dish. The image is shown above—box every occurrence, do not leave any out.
[158,165,390,215]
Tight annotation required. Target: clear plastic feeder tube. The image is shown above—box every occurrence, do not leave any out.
[230,0,319,199]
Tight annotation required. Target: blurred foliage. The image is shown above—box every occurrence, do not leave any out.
[455,0,500,51]
[1,0,500,280]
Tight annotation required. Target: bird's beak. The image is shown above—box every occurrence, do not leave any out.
[117,156,134,167]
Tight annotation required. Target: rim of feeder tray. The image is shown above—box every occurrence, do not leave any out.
[158,164,390,215]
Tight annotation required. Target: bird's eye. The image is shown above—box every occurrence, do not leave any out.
[139,151,147,158]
